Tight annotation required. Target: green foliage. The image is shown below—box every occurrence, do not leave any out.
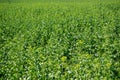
[0,0,120,79]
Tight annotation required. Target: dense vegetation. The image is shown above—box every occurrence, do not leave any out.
[0,0,120,79]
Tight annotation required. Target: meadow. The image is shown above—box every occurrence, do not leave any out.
[0,0,120,79]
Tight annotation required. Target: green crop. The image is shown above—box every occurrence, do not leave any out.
[0,0,120,80]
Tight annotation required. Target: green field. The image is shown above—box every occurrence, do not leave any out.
[0,0,120,79]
